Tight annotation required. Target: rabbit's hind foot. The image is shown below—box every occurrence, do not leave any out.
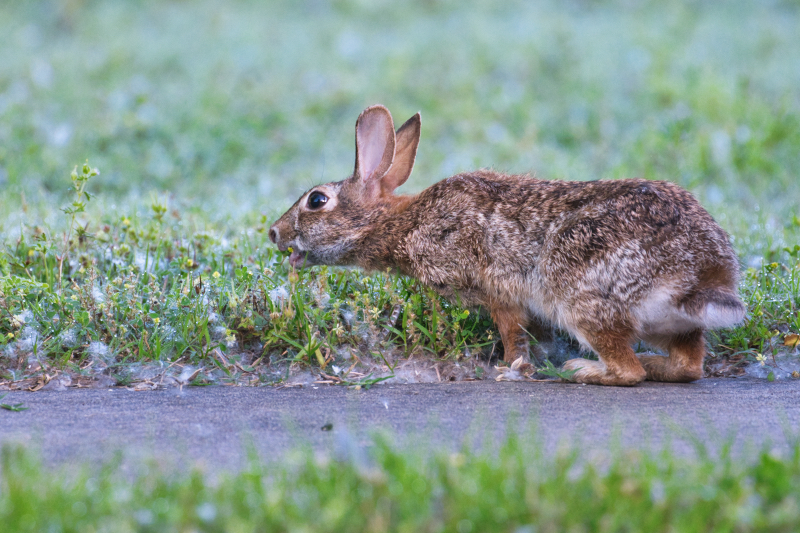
[637,329,705,383]
[563,330,647,386]
[563,358,646,386]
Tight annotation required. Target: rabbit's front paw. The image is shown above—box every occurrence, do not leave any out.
[563,358,645,387]
[495,357,535,381]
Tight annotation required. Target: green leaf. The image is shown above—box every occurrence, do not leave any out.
[537,359,580,380]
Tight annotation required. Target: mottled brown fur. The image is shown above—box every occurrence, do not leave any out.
[270,105,745,386]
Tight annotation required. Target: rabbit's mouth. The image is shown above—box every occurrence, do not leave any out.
[289,249,315,269]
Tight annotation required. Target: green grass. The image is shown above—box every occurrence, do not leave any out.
[3,430,800,531]
[1,0,800,384]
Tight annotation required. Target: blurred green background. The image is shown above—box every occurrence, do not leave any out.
[1,0,799,260]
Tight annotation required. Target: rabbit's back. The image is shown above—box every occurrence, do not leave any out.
[397,171,741,345]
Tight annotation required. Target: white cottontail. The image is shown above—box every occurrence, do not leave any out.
[270,105,744,386]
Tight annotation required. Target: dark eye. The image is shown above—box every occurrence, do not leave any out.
[307,191,328,210]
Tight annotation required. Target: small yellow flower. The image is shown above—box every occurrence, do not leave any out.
[122,217,131,226]
[70,295,78,301]
[212,271,221,279]
[755,353,767,366]
[153,317,160,324]
[287,246,293,253]
[6,332,14,339]
[124,283,134,289]
[28,249,35,257]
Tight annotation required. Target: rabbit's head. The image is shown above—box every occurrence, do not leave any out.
[269,105,420,268]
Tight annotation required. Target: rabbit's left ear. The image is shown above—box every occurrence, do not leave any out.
[355,106,396,194]
[380,113,420,195]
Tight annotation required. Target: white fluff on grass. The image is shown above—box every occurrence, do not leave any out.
[17,327,41,352]
[2,343,16,359]
[11,309,34,328]
[159,325,177,341]
[177,365,198,384]
[268,285,289,305]
[88,341,113,364]
[341,310,356,325]
[92,285,105,304]
[311,286,330,307]
[59,328,79,348]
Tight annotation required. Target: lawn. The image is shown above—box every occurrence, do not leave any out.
[3,430,800,532]
[1,0,799,387]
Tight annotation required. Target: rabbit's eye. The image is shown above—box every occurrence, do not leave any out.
[307,191,329,210]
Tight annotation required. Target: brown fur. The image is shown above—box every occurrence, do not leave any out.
[270,105,745,386]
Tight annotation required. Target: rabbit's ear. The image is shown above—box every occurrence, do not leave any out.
[380,113,420,195]
[355,106,396,193]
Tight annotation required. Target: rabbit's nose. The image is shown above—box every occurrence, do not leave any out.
[269,227,279,244]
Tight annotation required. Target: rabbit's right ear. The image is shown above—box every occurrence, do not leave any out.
[355,105,396,197]
[380,113,421,195]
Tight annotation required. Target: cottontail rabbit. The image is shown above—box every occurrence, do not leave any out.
[269,105,744,386]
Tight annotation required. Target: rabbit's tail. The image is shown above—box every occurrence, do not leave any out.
[683,289,746,329]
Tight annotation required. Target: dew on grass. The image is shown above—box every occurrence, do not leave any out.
[160,325,177,341]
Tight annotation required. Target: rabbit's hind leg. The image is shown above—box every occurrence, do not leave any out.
[563,330,646,386]
[637,329,705,382]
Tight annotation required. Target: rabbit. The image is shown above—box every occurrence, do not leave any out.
[269,105,745,386]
